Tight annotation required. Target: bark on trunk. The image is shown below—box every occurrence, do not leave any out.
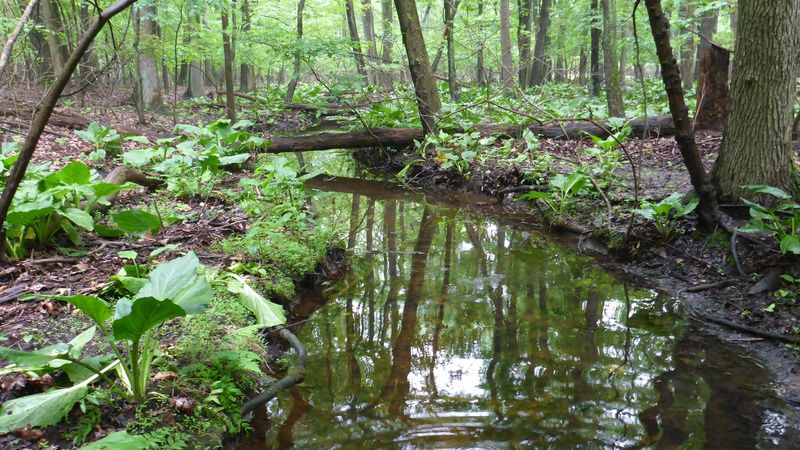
[517,0,533,88]
[239,0,255,91]
[590,0,601,96]
[221,7,236,122]
[499,0,514,89]
[394,0,442,133]
[134,4,162,111]
[444,0,458,100]
[362,0,379,84]
[644,0,718,229]
[678,0,696,89]
[693,8,718,83]
[0,0,38,79]
[40,0,69,75]
[530,0,552,86]
[345,0,369,81]
[285,0,305,103]
[601,0,624,117]
[380,0,394,88]
[694,44,729,131]
[711,0,800,200]
[475,0,486,86]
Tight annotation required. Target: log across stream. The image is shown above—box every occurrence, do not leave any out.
[232,176,800,449]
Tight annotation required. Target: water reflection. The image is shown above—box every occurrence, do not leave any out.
[237,180,799,449]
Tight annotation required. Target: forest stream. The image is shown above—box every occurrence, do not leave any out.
[233,177,800,449]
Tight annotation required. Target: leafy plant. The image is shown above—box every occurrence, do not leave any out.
[0,253,211,432]
[738,185,800,255]
[75,123,123,160]
[634,193,699,241]
[583,123,630,187]
[520,172,592,215]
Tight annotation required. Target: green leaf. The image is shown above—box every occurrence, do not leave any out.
[80,431,150,449]
[0,343,71,367]
[95,224,125,238]
[0,383,89,433]
[6,197,55,226]
[219,153,251,166]
[118,250,138,260]
[122,148,156,167]
[780,235,800,255]
[112,297,186,341]
[135,252,200,301]
[61,208,94,231]
[113,210,161,234]
[53,161,91,186]
[743,185,792,199]
[226,274,286,327]
[23,294,112,327]
[171,275,212,314]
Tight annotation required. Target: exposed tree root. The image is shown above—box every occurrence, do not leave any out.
[240,327,307,415]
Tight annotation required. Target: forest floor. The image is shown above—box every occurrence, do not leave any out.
[1,95,799,446]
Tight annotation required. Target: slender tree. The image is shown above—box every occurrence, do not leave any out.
[134,2,163,111]
[444,0,458,99]
[0,0,38,79]
[475,0,486,86]
[517,0,533,88]
[530,0,552,86]
[380,0,394,88]
[693,7,718,82]
[221,3,236,121]
[499,0,514,89]
[362,0,379,83]
[710,0,800,200]
[601,0,624,116]
[345,0,369,81]
[239,0,255,91]
[286,0,306,103]
[678,0,696,89]
[590,0,601,96]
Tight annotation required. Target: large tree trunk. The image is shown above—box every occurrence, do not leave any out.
[589,0,601,96]
[694,44,729,131]
[285,0,305,103]
[362,0,379,84]
[40,0,69,75]
[221,6,236,122]
[345,0,369,81]
[678,0,696,89]
[134,3,162,111]
[380,0,394,88]
[710,0,800,200]
[693,8,718,83]
[644,0,717,229]
[601,0,624,117]
[517,0,533,88]
[529,0,552,86]
[499,0,514,89]
[239,0,255,91]
[394,0,441,133]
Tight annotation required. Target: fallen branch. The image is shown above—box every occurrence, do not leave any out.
[240,327,306,415]
[265,115,678,153]
[690,309,800,345]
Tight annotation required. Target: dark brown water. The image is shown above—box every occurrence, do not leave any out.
[238,176,800,449]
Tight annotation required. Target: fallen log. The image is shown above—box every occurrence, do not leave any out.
[265,115,677,153]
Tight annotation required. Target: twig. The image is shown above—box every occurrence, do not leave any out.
[240,326,306,414]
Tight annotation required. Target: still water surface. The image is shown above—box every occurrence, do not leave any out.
[238,176,799,449]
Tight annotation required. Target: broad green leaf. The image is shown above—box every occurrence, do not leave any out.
[226,274,286,327]
[780,235,800,255]
[95,224,126,238]
[0,383,89,433]
[122,148,156,167]
[171,275,212,314]
[6,197,55,226]
[148,244,180,259]
[135,252,201,301]
[0,343,71,367]
[61,208,94,230]
[219,153,251,166]
[80,431,150,449]
[23,294,112,326]
[113,210,161,234]
[118,250,138,260]
[743,185,792,199]
[112,297,186,341]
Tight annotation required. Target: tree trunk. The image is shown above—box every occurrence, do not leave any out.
[711,0,800,200]
[601,0,624,117]
[530,0,552,86]
[590,0,601,96]
[345,0,369,81]
[394,0,442,133]
[0,0,38,79]
[444,0,458,100]
[499,0,514,89]
[693,8,718,83]
[517,0,533,88]
[286,0,306,103]
[380,0,394,88]
[694,44,729,131]
[40,0,69,75]
[134,3,162,111]
[0,0,139,253]
[475,0,486,86]
[678,0,696,89]
[644,0,717,229]
[618,24,627,89]
[362,0,379,84]
[578,49,587,85]
[221,7,236,122]
[239,0,255,91]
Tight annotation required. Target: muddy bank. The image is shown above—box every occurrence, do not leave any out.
[349,135,800,407]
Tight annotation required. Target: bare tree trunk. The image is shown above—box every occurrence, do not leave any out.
[590,0,601,96]
[476,0,486,86]
[693,8,718,83]
[711,0,800,200]
[644,0,717,229]
[345,0,369,81]
[0,0,139,253]
[530,0,552,86]
[578,49,587,85]
[0,0,38,79]
[239,0,255,91]
[694,44,729,131]
[444,0,458,100]
[678,0,696,89]
[286,0,305,103]
[362,0,379,83]
[601,0,624,117]
[221,6,236,122]
[517,0,533,88]
[394,0,442,133]
[40,0,69,74]
[380,0,394,88]
[134,3,163,111]
[499,0,514,89]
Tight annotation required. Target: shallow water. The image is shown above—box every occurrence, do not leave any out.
[237,177,800,449]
